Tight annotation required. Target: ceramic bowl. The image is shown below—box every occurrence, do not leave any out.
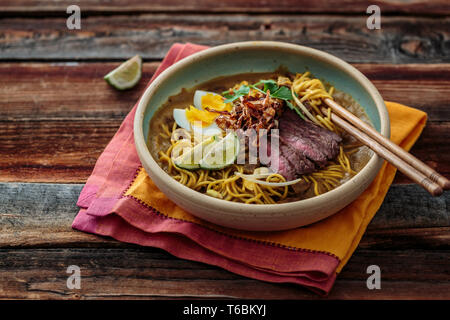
[134,41,389,231]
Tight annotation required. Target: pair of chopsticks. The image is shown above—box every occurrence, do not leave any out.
[322,98,449,196]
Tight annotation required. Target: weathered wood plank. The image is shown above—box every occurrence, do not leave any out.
[1,63,449,121]
[1,119,447,183]
[370,184,450,230]
[0,183,448,248]
[356,64,450,122]
[0,15,449,63]
[393,121,450,184]
[360,227,450,250]
[0,119,122,182]
[0,247,448,299]
[1,0,449,15]
[0,62,448,183]
[0,63,159,120]
[0,182,448,299]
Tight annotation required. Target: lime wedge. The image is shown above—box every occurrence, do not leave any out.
[104,55,142,90]
[200,132,239,170]
[173,136,217,170]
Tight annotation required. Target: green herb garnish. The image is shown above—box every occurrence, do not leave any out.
[260,79,278,94]
[286,100,305,120]
[271,86,293,101]
[252,79,293,101]
[223,85,251,103]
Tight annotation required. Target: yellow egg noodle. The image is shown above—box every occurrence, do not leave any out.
[158,121,289,204]
[292,72,357,192]
[157,73,359,203]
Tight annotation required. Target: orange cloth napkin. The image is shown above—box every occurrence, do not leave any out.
[125,101,427,272]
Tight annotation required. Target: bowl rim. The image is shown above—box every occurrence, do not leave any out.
[134,41,389,218]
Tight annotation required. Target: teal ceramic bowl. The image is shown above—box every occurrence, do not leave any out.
[134,41,389,231]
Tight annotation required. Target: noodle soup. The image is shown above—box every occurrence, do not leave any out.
[148,70,373,204]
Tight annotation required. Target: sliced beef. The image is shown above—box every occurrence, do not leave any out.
[281,109,341,158]
[264,137,316,180]
[269,151,297,181]
[265,109,342,179]
[291,119,340,160]
[281,109,341,161]
[279,124,328,167]
[263,139,296,180]
[280,144,316,176]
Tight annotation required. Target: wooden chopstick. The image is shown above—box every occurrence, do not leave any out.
[320,106,443,197]
[324,98,450,190]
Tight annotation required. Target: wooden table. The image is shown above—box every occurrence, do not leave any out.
[0,1,449,300]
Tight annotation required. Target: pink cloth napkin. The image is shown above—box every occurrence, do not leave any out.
[73,43,345,295]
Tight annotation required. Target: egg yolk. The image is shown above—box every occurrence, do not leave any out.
[185,105,218,128]
[201,93,232,112]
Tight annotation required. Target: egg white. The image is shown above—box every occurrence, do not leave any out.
[173,108,192,131]
[193,90,222,110]
[173,90,226,137]
[173,108,223,136]
[192,122,222,136]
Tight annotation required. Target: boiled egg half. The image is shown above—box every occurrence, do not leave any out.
[173,90,232,136]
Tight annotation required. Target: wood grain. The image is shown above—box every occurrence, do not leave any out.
[1,120,447,183]
[1,0,449,15]
[1,63,449,121]
[0,247,448,299]
[0,63,158,120]
[371,184,450,230]
[0,15,449,63]
[0,119,121,182]
[0,183,448,248]
[0,62,449,183]
[0,0,448,302]
[0,181,448,299]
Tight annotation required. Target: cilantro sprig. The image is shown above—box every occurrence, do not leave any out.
[223,85,250,103]
[222,79,294,103]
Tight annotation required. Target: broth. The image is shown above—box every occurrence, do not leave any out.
[148,71,373,203]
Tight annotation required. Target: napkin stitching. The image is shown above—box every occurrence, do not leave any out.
[121,165,340,260]
[123,193,341,260]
